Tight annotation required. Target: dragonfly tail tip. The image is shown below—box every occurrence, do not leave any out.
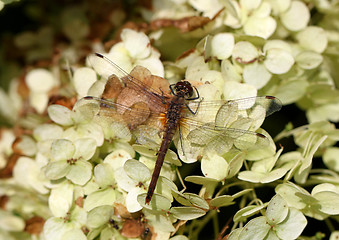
[95,52,104,58]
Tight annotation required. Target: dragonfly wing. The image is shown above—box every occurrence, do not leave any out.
[88,53,170,113]
[182,120,269,156]
[183,96,282,130]
[185,96,281,119]
[73,96,165,142]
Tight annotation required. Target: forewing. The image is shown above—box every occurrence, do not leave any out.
[87,53,169,112]
[177,96,280,156]
[184,96,282,129]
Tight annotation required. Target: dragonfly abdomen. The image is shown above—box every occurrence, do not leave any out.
[145,95,185,204]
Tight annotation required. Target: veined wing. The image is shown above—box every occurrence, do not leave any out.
[183,96,282,127]
[87,53,170,111]
[73,96,166,142]
[178,118,270,158]
[176,96,281,156]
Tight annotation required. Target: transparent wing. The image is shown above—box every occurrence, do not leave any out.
[176,96,281,157]
[176,118,270,160]
[184,96,281,121]
[87,53,170,111]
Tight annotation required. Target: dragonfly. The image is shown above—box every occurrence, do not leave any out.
[75,53,282,204]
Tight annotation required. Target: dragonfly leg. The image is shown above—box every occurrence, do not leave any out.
[169,84,176,95]
[185,97,204,115]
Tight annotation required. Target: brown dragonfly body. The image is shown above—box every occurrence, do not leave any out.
[146,81,196,204]
[77,53,282,205]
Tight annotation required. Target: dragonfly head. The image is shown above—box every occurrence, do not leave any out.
[174,81,194,98]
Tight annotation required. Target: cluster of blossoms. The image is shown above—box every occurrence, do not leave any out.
[0,0,339,239]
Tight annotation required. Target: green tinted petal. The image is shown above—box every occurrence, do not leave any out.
[48,104,73,126]
[275,79,308,104]
[243,62,272,89]
[51,139,75,161]
[275,183,308,209]
[269,0,291,14]
[266,195,289,225]
[145,210,175,232]
[238,216,270,239]
[323,147,339,171]
[275,208,307,240]
[114,167,136,192]
[62,229,87,240]
[238,171,263,183]
[330,232,339,240]
[223,81,257,100]
[174,193,209,209]
[201,153,229,181]
[170,236,189,240]
[43,217,75,240]
[138,193,171,211]
[233,205,266,222]
[170,207,206,220]
[296,26,328,53]
[104,149,133,171]
[296,51,323,69]
[45,160,71,180]
[121,29,151,59]
[87,205,114,228]
[263,40,292,53]
[73,138,97,160]
[124,159,151,183]
[84,188,116,211]
[13,156,49,194]
[313,191,339,215]
[14,135,36,156]
[66,160,93,185]
[73,123,104,147]
[264,48,294,74]
[30,92,49,114]
[209,195,235,208]
[94,163,115,187]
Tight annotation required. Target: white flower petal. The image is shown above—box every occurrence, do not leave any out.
[49,182,74,217]
[73,138,97,160]
[223,81,257,100]
[211,33,235,60]
[73,67,97,97]
[67,160,93,185]
[26,68,56,93]
[280,1,310,31]
[243,62,272,89]
[121,29,151,59]
[29,92,49,114]
[126,187,146,213]
[48,104,73,126]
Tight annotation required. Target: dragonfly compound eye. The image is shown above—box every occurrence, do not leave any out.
[175,81,194,97]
